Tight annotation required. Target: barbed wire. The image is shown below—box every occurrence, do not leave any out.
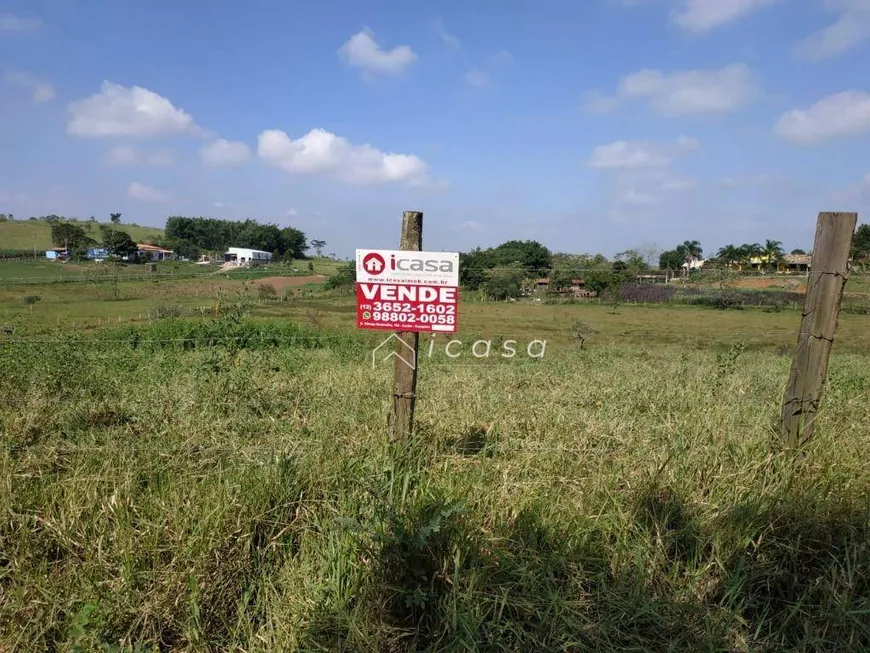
[3,265,870,282]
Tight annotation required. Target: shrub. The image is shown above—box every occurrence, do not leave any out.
[325,262,355,289]
[257,283,277,299]
[617,283,678,304]
[149,304,184,319]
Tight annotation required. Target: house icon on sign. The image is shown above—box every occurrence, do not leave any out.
[372,333,416,370]
[363,253,386,275]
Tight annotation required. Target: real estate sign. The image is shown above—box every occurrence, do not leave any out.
[355,249,459,333]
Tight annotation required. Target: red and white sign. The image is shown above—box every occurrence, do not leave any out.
[356,249,459,333]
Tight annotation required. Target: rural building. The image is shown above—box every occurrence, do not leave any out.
[86,247,109,261]
[748,253,812,274]
[224,247,272,266]
[44,247,68,260]
[636,273,669,284]
[780,253,811,273]
[532,277,595,298]
[137,244,174,261]
[682,258,707,271]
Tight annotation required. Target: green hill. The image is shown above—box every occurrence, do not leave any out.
[0,220,164,251]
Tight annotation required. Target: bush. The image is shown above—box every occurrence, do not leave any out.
[257,283,277,299]
[149,304,184,319]
[617,283,678,303]
[325,262,355,289]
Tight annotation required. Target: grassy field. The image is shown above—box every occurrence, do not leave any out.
[0,220,165,250]
[1,317,869,651]
[2,265,870,650]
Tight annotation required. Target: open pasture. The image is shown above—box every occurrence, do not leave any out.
[2,260,870,651]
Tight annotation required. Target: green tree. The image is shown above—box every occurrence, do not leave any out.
[325,262,355,290]
[110,213,122,224]
[761,239,785,271]
[50,222,95,253]
[481,263,527,301]
[459,240,551,291]
[676,240,703,274]
[490,240,552,276]
[614,249,648,272]
[741,243,763,263]
[311,239,327,256]
[790,248,806,255]
[459,247,495,290]
[716,245,741,267]
[852,224,870,263]
[100,226,138,260]
[659,249,684,271]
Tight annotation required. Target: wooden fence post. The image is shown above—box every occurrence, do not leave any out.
[389,211,423,440]
[780,211,857,448]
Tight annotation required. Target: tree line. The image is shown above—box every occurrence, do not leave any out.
[49,221,139,260]
[164,216,306,260]
[327,226,870,300]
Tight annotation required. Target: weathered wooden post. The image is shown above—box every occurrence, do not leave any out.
[780,211,857,448]
[389,211,423,440]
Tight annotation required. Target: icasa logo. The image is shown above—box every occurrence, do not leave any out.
[390,254,455,273]
[363,253,386,275]
[362,251,456,276]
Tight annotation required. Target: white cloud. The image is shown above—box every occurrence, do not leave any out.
[585,63,758,115]
[794,0,870,61]
[661,177,698,190]
[672,0,780,32]
[429,17,460,50]
[68,81,199,137]
[3,69,54,104]
[461,220,484,232]
[107,145,173,166]
[338,29,417,77]
[620,188,662,205]
[591,138,699,208]
[127,182,168,202]
[588,137,699,169]
[464,69,490,87]
[0,13,43,31]
[286,208,299,217]
[464,50,513,88]
[489,49,514,66]
[774,90,870,143]
[200,138,251,166]
[257,127,432,186]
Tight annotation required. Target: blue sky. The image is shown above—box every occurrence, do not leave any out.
[1,0,869,259]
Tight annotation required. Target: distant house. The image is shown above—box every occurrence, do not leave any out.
[749,253,811,274]
[224,247,272,266]
[636,273,669,284]
[780,253,811,273]
[44,247,68,260]
[86,247,109,261]
[137,244,174,261]
[681,258,707,271]
[533,277,595,298]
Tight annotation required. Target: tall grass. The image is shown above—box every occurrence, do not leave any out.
[1,324,869,651]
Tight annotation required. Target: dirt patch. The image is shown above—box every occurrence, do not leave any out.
[729,277,807,292]
[254,275,327,291]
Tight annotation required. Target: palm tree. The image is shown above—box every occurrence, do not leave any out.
[716,244,741,268]
[737,243,763,270]
[762,239,785,272]
[677,240,703,276]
